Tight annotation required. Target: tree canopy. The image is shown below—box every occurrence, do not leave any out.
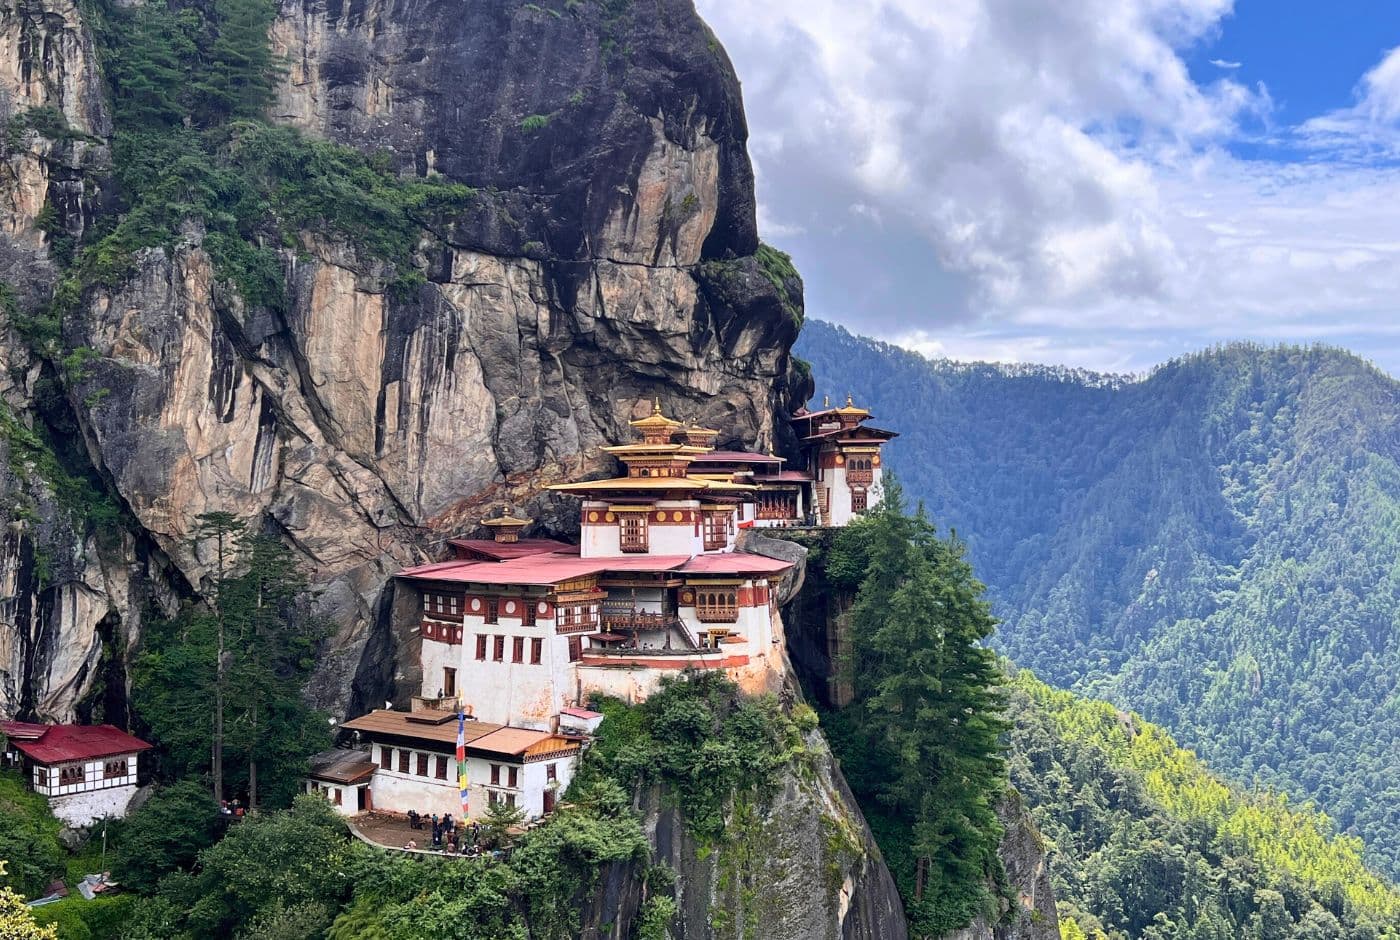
[799,320,1400,879]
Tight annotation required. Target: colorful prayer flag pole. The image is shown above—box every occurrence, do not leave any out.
[456,698,469,816]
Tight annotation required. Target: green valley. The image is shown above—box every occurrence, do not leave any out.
[798,321,1400,882]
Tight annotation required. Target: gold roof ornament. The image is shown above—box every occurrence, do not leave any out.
[836,393,871,416]
[628,399,683,430]
[481,510,531,543]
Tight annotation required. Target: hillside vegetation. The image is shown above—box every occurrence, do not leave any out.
[797,320,1400,878]
[1009,669,1400,939]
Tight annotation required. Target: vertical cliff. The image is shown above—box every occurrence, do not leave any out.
[0,0,809,721]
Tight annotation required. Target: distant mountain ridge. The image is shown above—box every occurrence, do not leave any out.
[796,319,1400,878]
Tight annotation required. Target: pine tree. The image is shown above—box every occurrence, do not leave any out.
[134,517,330,808]
[825,478,1009,935]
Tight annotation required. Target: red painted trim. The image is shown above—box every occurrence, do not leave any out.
[578,654,750,670]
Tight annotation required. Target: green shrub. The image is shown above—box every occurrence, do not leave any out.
[113,781,224,892]
[0,771,64,899]
[30,895,135,940]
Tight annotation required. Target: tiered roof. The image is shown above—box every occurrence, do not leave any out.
[792,394,898,443]
[399,399,796,590]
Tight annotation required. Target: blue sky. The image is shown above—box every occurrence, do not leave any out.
[696,1,1400,374]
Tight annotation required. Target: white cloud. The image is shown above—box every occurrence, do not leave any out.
[696,0,1400,373]
[1298,46,1400,156]
[1210,58,1242,69]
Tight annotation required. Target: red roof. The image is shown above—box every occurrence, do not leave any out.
[679,553,794,576]
[799,427,899,443]
[5,724,152,764]
[398,553,692,586]
[560,706,603,719]
[689,451,784,465]
[0,720,49,741]
[448,538,572,561]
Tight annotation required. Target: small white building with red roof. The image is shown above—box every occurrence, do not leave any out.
[1,721,152,826]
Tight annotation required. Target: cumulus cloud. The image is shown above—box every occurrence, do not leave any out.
[696,0,1400,372]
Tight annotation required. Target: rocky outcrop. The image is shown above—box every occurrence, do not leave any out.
[942,796,1059,940]
[1,0,810,721]
[583,726,908,940]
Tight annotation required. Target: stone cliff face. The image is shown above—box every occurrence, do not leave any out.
[584,724,909,940]
[0,0,808,721]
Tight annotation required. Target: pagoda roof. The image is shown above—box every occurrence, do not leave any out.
[2,722,152,765]
[628,400,683,430]
[799,426,899,443]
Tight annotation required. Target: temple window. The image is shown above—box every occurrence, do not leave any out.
[703,512,729,550]
[852,489,868,513]
[696,589,739,623]
[494,635,505,661]
[512,637,525,663]
[476,634,487,661]
[485,597,499,624]
[522,601,537,627]
[59,764,84,786]
[531,638,543,664]
[620,515,648,553]
[103,758,128,779]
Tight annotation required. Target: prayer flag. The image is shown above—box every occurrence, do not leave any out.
[456,702,469,816]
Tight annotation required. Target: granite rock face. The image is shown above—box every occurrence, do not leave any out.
[1,0,810,721]
[583,725,909,940]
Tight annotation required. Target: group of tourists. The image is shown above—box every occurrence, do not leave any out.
[403,810,483,855]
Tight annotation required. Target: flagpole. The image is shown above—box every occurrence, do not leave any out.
[455,696,470,821]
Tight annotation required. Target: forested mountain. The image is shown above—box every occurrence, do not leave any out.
[1008,668,1400,939]
[797,319,1400,878]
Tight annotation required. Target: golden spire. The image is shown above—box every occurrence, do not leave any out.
[653,397,662,415]
[846,393,854,407]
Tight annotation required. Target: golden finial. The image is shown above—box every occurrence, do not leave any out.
[823,394,830,408]
[653,397,662,415]
[846,393,854,407]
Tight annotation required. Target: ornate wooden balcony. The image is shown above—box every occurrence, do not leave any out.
[601,610,674,631]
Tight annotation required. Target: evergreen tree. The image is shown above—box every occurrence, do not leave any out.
[133,517,330,808]
[823,482,1009,936]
